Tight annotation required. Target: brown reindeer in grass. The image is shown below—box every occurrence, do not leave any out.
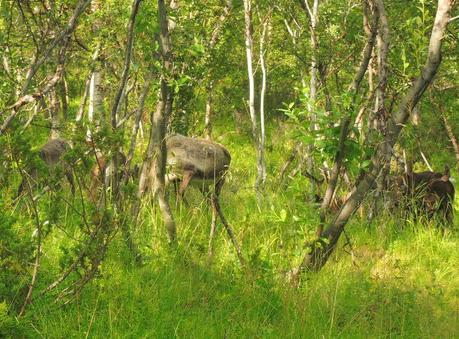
[88,149,128,204]
[165,134,243,262]
[17,138,75,197]
[396,166,455,225]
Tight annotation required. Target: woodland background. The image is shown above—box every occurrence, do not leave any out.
[0,0,458,337]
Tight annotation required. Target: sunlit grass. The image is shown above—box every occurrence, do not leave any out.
[5,125,459,338]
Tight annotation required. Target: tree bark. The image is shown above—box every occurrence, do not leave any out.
[300,0,319,200]
[204,80,214,139]
[124,77,152,182]
[373,0,389,128]
[292,0,453,280]
[243,0,264,193]
[49,89,60,139]
[442,114,459,171]
[135,0,176,241]
[76,76,91,123]
[368,0,390,222]
[154,0,176,241]
[317,0,378,235]
[259,13,269,185]
[110,0,142,201]
[88,67,103,129]
[88,0,104,136]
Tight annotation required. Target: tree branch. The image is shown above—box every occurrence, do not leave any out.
[291,0,453,281]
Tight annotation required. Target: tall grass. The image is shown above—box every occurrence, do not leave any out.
[7,127,459,338]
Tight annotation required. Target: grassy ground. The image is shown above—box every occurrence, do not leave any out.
[4,126,459,338]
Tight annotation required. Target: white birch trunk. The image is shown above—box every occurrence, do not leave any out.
[259,17,269,184]
[87,0,104,139]
[304,0,319,199]
[243,0,264,191]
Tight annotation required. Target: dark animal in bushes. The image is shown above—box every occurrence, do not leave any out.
[396,167,454,225]
[17,138,74,197]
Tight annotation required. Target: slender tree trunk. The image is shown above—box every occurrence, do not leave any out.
[291,0,453,280]
[124,77,152,182]
[76,76,91,123]
[442,114,459,171]
[87,0,104,138]
[204,0,233,139]
[317,0,378,235]
[259,14,269,184]
[204,80,214,139]
[59,78,69,120]
[88,67,103,129]
[243,0,264,192]
[368,0,390,222]
[151,83,176,241]
[135,0,176,241]
[300,0,320,200]
[50,89,60,139]
[110,0,142,201]
[154,0,176,241]
[373,0,389,128]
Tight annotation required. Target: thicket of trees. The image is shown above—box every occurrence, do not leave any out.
[0,0,457,336]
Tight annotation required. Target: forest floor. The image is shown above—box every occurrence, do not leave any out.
[9,126,459,338]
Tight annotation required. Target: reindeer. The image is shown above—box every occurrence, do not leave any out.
[396,166,455,225]
[165,134,243,262]
[88,149,128,203]
[17,138,75,197]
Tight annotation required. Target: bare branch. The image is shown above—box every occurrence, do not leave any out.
[1,40,70,134]
[0,0,91,133]
[19,0,92,97]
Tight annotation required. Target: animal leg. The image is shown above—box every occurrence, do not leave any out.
[213,179,245,266]
[177,170,194,200]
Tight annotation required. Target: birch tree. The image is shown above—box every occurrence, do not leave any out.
[135,0,176,242]
[0,0,92,135]
[291,0,454,281]
[299,0,319,199]
[204,0,233,139]
[87,0,104,138]
[243,0,266,193]
[258,11,269,184]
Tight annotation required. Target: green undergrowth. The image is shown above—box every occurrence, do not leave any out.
[23,224,459,338]
[4,128,459,338]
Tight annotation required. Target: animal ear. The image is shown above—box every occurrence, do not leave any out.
[440,174,450,182]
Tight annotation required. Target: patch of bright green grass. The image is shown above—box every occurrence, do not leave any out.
[8,125,459,338]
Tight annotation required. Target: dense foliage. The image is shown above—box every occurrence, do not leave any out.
[0,0,458,337]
